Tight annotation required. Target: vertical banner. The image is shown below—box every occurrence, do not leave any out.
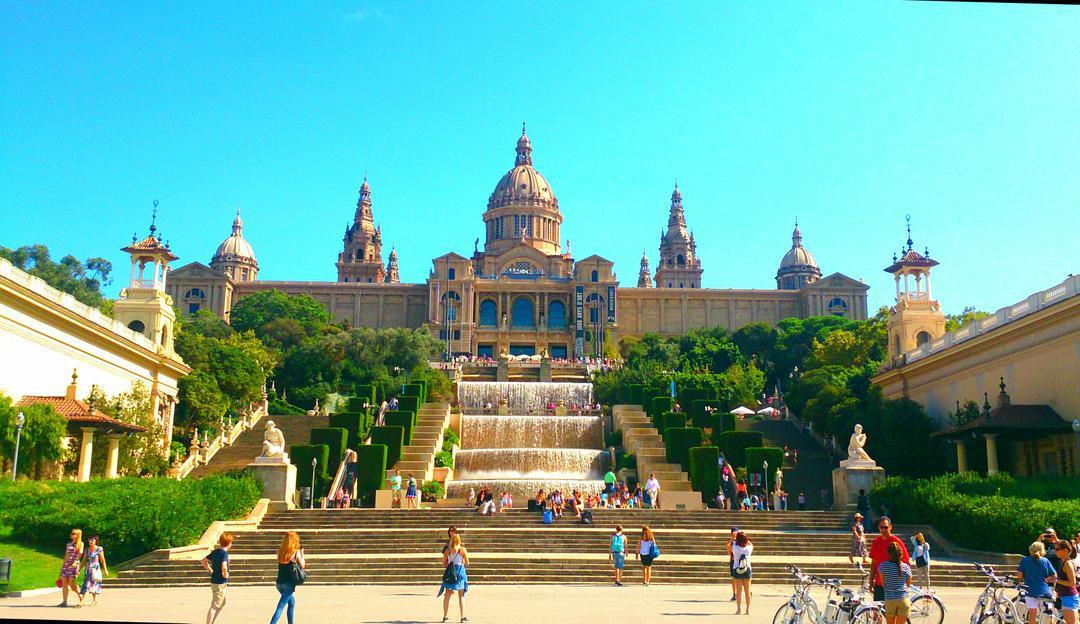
[574,286,584,357]
[606,285,616,323]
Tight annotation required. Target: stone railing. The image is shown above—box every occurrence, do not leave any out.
[171,399,268,479]
[904,275,1080,365]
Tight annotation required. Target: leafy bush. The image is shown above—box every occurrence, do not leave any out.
[420,479,444,502]
[351,385,376,409]
[328,412,366,450]
[289,444,330,497]
[369,426,405,469]
[715,431,764,468]
[0,473,260,563]
[659,412,687,437]
[872,473,1080,555]
[402,383,425,404]
[355,444,387,507]
[605,430,622,448]
[628,384,645,406]
[616,452,636,472]
[688,399,721,428]
[442,428,460,449]
[649,396,673,423]
[434,450,453,468]
[397,395,420,415]
[664,427,703,470]
[744,447,785,486]
[309,428,348,476]
[268,397,306,416]
[689,446,721,505]
[384,411,416,445]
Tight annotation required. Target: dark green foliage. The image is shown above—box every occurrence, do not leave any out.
[268,397,306,415]
[420,480,444,502]
[872,473,1080,555]
[688,399,721,428]
[290,444,330,497]
[0,473,260,564]
[689,446,721,506]
[616,452,636,471]
[397,395,420,415]
[369,426,405,469]
[383,411,415,446]
[442,428,459,452]
[309,428,348,476]
[663,427,703,470]
[744,447,785,486]
[649,396,673,426]
[434,450,453,468]
[402,383,425,404]
[716,431,764,468]
[353,385,377,407]
[605,430,622,448]
[328,412,366,450]
[628,384,645,406]
[659,412,687,437]
[355,444,387,507]
[0,244,113,310]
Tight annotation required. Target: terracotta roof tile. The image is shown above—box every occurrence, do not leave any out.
[15,396,148,433]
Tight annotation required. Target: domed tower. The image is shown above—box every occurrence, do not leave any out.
[210,208,259,283]
[775,219,822,290]
[637,250,653,288]
[337,175,386,283]
[384,246,400,283]
[654,182,703,288]
[885,217,945,363]
[482,124,562,257]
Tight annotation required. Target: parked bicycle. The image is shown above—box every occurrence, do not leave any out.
[774,565,886,624]
[969,563,1023,624]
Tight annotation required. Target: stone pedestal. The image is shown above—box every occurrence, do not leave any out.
[540,357,552,382]
[496,357,509,382]
[247,455,297,509]
[832,462,886,510]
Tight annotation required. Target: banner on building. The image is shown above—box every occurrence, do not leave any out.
[574,286,584,357]
[606,285,616,323]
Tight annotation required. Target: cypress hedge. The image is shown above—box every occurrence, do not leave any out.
[329,412,366,450]
[398,395,420,415]
[664,427,704,470]
[744,447,785,486]
[649,396,673,426]
[402,383,425,404]
[310,428,348,476]
[716,431,764,468]
[370,426,405,469]
[659,412,687,437]
[688,399,722,428]
[0,473,260,564]
[628,384,645,407]
[354,384,376,406]
[689,446,721,505]
[383,411,416,446]
[710,412,737,436]
[290,444,330,498]
[355,444,388,507]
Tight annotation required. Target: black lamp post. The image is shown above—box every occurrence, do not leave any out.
[11,411,25,481]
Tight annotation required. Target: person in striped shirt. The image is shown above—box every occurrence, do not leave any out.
[879,541,912,624]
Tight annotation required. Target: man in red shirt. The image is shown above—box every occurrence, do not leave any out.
[869,516,910,601]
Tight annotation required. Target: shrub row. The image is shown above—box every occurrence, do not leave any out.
[354,444,387,507]
[715,431,763,468]
[664,427,703,470]
[745,447,785,484]
[309,428,348,476]
[383,411,416,446]
[0,473,261,564]
[370,426,405,469]
[689,446,721,506]
[329,412,368,450]
[290,444,330,496]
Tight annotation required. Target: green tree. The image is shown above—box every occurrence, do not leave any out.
[230,289,332,336]
[176,370,229,432]
[945,306,990,333]
[0,393,69,479]
[731,322,779,363]
[86,383,168,476]
[0,244,113,310]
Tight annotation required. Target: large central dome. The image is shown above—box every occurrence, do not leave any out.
[482,126,564,257]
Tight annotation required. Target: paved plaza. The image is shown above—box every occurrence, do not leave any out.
[2,583,984,623]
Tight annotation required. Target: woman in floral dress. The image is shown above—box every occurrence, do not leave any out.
[57,529,83,607]
[79,535,108,606]
[850,513,869,565]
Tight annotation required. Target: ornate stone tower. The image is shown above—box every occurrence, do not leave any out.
[210,208,258,283]
[885,218,945,363]
[482,124,563,257]
[654,182,703,288]
[637,250,653,288]
[113,203,179,358]
[384,246,400,283]
[337,176,386,283]
[776,219,822,290]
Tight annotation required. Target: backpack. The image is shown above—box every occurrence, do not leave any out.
[734,553,750,574]
[581,509,593,524]
[542,509,553,524]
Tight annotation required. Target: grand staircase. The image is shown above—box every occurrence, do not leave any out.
[113,508,986,587]
[188,414,330,478]
[740,418,835,510]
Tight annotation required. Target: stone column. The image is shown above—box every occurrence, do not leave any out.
[105,434,123,478]
[955,439,968,473]
[77,427,96,482]
[984,434,999,475]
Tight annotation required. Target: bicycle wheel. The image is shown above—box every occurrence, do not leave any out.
[853,606,886,624]
[909,594,946,624]
[773,601,804,624]
[977,610,1014,624]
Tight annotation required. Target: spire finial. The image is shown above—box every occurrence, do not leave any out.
[999,376,1006,394]
[515,123,532,166]
[905,214,913,250]
[150,199,159,237]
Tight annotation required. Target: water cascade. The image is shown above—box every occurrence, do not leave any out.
[460,415,602,449]
[457,381,594,411]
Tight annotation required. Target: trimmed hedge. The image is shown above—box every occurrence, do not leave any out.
[664,427,704,470]
[659,412,687,436]
[649,396,673,426]
[628,384,645,407]
[689,446,721,506]
[710,412,737,435]
[0,473,260,564]
[310,428,348,476]
[872,473,1080,555]
[383,411,416,446]
[688,399,722,428]
[402,383,425,404]
[745,447,785,487]
[290,444,330,497]
[370,426,405,469]
[353,385,376,407]
[355,444,387,507]
[329,412,366,450]
[397,395,420,415]
[716,431,764,468]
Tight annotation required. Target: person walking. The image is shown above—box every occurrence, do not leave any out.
[910,533,931,588]
[610,525,627,586]
[1053,540,1078,624]
[78,535,107,606]
[732,531,754,615]
[727,527,739,602]
[850,514,869,565]
[869,517,909,602]
[797,492,806,511]
[390,470,403,508]
[636,526,659,586]
[201,532,232,624]
[439,533,470,622]
[56,529,83,608]
[879,541,912,624]
[269,531,306,624]
[645,473,661,509]
[405,473,419,510]
[1016,541,1056,624]
[603,468,617,496]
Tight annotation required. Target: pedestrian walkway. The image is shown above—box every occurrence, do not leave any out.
[188,413,329,478]
[740,417,833,510]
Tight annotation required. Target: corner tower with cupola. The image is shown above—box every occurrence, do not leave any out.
[885,217,945,363]
[113,203,179,358]
[654,182,703,288]
[337,176,386,283]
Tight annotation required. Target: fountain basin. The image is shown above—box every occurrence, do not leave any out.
[460,415,603,449]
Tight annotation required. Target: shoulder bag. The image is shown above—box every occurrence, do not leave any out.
[290,559,308,585]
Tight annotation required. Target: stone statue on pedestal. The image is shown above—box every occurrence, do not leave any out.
[775,467,784,492]
[845,424,874,465]
[833,423,885,510]
[261,420,286,458]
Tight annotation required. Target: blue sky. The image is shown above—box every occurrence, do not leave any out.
[2,2,1078,314]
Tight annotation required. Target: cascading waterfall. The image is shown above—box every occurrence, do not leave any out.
[457,381,594,411]
[446,381,607,501]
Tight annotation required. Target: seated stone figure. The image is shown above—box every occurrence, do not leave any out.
[261,420,287,458]
[846,424,874,464]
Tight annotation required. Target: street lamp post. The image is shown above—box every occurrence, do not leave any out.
[763,460,769,510]
[11,411,25,481]
[311,457,318,509]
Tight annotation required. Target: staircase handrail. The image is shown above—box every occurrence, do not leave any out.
[323,449,358,508]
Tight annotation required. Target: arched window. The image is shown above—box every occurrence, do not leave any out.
[479,299,497,327]
[590,270,598,283]
[442,291,461,322]
[127,320,145,334]
[677,254,685,266]
[160,325,169,346]
[448,267,456,280]
[185,288,206,299]
[356,249,364,260]
[916,331,931,347]
[827,297,849,317]
[511,297,535,328]
[548,300,566,329]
